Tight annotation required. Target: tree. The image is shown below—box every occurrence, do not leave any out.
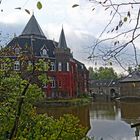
[89,66,118,80]
[0,73,88,139]
[73,1,140,72]
[0,58,88,139]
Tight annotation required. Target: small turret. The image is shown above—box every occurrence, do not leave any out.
[55,27,71,72]
[58,27,67,49]
[55,27,71,61]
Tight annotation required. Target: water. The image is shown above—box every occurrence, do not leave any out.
[37,102,140,140]
[88,102,140,140]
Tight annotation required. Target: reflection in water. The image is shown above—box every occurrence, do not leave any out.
[88,102,140,140]
[37,102,140,140]
[37,105,90,129]
[120,102,140,121]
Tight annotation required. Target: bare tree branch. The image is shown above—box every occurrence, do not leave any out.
[88,0,140,71]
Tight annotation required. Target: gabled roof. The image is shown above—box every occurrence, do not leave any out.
[58,27,67,48]
[21,15,46,38]
[120,70,140,83]
[89,79,119,88]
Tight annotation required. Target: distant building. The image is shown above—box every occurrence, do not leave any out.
[0,15,89,98]
[120,70,140,97]
[89,79,120,100]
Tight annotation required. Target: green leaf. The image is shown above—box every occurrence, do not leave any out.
[72,4,79,8]
[124,17,127,22]
[37,1,42,10]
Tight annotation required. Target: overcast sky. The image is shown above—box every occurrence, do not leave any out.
[0,0,139,74]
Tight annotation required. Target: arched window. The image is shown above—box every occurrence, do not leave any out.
[50,62,55,71]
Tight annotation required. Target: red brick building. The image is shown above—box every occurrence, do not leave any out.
[1,15,89,98]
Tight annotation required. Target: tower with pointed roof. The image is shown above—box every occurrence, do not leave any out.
[55,27,71,63]
[21,14,46,39]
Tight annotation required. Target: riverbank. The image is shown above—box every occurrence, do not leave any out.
[35,97,92,107]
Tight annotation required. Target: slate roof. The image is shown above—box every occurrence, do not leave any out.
[120,70,140,83]
[89,79,119,88]
[21,14,46,38]
[58,27,67,48]
[6,15,56,57]
[7,37,55,57]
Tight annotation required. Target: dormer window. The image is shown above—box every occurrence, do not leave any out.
[42,49,47,56]
[40,45,48,57]
[15,47,20,55]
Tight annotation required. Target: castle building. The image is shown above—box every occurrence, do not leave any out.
[0,15,89,98]
[120,70,140,97]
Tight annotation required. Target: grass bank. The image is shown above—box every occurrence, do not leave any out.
[36,97,92,107]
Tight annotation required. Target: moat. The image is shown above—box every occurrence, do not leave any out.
[37,102,140,140]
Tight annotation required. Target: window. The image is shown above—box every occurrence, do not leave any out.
[58,80,62,88]
[112,82,115,85]
[15,48,20,55]
[51,77,56,88]
[14,61,20,70]
[50,62,55,71]
[58,62,62,71]
[42,49,47,56]
[67,62,69,71]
